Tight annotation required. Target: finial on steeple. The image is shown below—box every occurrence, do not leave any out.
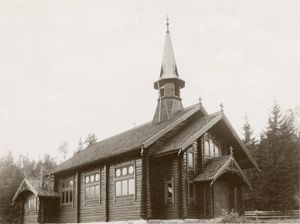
[166,15,170,33]
[220,103,224,112]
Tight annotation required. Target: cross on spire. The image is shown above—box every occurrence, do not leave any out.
[199,97,202,105]
[166,15,170,33]
[220,103,224,112]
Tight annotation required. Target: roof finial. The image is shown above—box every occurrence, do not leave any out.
[220,102,224,112]
[166,15,170,33]
[199,97,202,105]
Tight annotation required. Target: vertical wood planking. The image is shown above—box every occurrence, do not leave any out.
[76,172,80,222]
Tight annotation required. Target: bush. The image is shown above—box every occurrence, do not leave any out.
[220,210,248,223]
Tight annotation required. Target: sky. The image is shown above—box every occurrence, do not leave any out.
[0,0,299,162]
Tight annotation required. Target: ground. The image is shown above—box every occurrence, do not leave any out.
[85,219,300,224]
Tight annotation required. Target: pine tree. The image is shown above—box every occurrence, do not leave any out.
[74,138,84,155]
[58,141,68,161]
[251,103,300,210]
[241,117,257,210]
[0,152,24,223]
[84,133,97,148]
[242,116,256,150]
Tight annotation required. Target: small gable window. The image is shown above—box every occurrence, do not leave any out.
[85,172,100,202]
[60,178,74,205]
[115,163,135,197]
[204,133,221,158]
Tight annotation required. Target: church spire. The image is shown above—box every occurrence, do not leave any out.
[152,18,185,124]
[166,15,170,33]
[160,17,179,78]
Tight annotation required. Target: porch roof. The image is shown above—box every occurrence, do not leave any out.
[12,177,59,204]
[194,155,251,188]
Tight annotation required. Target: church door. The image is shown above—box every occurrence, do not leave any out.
[213,181,228,217]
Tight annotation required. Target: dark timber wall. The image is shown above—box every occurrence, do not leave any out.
[79,167,105,223]
[108,158,142,221]
[55,155,143,223]
[41,198,59,223]
[186,142,201,219]
[151,153,183,219]
[57,177,77,223]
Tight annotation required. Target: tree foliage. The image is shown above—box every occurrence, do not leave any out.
[58,141,68,161]
[0,152,57,223]
[244,103,300,210]
[84,133,97,148]
[0,152,24,223]
[74,138,84,155]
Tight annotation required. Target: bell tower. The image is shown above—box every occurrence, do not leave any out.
[152,17,185,123]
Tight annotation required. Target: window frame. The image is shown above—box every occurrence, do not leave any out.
[204,133,221,158]
[160,85,165,97]
[175,83,180,97]
[164,178,175,205]
[59,177,74,207]
[84,170,101,204]
[114,161,135,199]
[187,149,195,170]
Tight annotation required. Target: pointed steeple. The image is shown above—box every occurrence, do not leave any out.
[152,18,185,123]
[161,17,179,78]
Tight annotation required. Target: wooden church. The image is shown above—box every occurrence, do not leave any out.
[12,20,258,223]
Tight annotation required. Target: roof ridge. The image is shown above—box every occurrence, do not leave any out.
[207,111,222,117]
[88,104,199,149]
[92,121,152,145]
[54,103,202,174]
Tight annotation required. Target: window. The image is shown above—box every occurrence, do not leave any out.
[60,178,73,205]
[175,84,180,97]
[160,86,165,97]
[28,197,36,210]
[204,133,221,158]
[115,163,135,197]
[165,178,174,204]
[187,151,194,169]
[85,172,100,201]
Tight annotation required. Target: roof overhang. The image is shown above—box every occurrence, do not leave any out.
[12,179,38,205]
[142,104,201,149]
[178,112,259,171]
[154,77,185,89]
[194,155,252,189]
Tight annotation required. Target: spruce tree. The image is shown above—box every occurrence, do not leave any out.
[251,103,300,210]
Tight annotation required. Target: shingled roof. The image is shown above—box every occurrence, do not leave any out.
[194,156,230,182]
[151,111,222,156]
[194,155,251,188]
[52,104,201,174]
[12,177,59,204]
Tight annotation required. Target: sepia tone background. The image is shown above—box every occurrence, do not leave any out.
[0,0,299,160]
